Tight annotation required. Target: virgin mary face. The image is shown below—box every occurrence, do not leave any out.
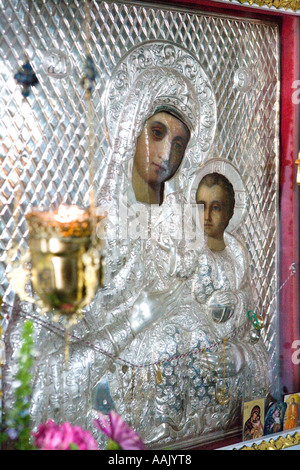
[133,111,190,187]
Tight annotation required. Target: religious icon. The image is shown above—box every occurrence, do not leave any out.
[3,34,274,451]
[263,401,287,435]
[284,393,300,430]
[243,399,265,441]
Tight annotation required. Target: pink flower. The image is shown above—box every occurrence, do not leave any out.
[94,411,146,450]
[32,420,98,450]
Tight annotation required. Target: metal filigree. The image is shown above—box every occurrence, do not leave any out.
[104,40,217,155]
[215,0,300,12]
[237,430,300,450]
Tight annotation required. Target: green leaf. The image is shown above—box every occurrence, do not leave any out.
[0,320,35,450]
[69,443,80,450]
[106,439,121,450]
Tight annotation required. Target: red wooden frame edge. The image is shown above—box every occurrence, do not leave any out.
[279,14,300,396]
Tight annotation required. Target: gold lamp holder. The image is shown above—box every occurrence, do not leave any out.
[8,204,106,326]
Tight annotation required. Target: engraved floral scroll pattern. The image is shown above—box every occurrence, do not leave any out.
[104,41,217,156]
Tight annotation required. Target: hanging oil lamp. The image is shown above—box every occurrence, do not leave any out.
[25,204,105,323]
[8,0,106,330]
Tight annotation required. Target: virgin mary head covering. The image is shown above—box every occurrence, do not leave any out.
[100,41,217,203]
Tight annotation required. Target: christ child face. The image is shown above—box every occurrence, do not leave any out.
[196,184,232,240]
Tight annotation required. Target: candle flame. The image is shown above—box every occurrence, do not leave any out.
[54,204,85,223]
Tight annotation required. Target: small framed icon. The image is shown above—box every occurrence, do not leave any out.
[243,398,265,441]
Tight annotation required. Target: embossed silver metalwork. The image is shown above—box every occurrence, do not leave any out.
[42,49,73,79]
[1,0,280,450]
[233,66,254,92]
[104,40,217,153]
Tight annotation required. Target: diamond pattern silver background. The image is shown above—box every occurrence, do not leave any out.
[0,0,280,394]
